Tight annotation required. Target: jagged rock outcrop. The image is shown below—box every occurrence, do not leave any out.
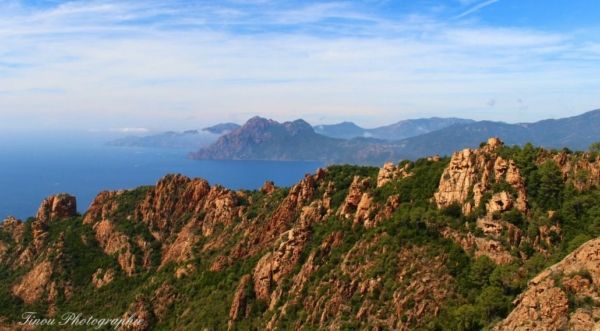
[486,191,513,214]
[295,237,455,330]
[92,268,115,288]
[135,174,211,240]
[93,219,137,275]
[36,194,77,223]
[495,238,600,330]
[160,221,199,268]
[376,162,411,187]
[1,216,25,243]
[11,260,53,305]
[261,181,276,194]
[83,190,124,224]
[434,137,527,214]
[441,227,514,264]
[432,138,533,263]
[339,176,370,219]
[26,194,78,254]
[540,151,600,191]
[120,284,176,330]
[253,227,310,307]
[229,274,252,325]
[230,172,320,262]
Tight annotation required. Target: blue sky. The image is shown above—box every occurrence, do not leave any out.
[1,0,599,131]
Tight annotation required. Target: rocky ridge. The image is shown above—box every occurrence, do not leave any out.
[1,138,600,330]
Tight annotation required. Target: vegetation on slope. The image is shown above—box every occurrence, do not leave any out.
[0,140,599,330]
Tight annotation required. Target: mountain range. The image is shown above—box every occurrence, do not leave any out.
[106,117,469,149]
[314,117,474,140]
[2,139,600,329]
[192,109,600,164]
[190,117,402,164]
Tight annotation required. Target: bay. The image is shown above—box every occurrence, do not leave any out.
[0,133,322,219]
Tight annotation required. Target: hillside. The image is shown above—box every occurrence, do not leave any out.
[2,139,600,330]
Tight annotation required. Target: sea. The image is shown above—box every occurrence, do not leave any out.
[0,132,322,220]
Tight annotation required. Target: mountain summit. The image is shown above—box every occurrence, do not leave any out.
[191,116,404,164]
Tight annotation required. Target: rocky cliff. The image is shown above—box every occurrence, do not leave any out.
[495,238,600,330]
[1,138,600,330]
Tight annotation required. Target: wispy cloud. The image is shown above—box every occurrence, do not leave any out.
[0,0,598,129]
[455,0,500,19]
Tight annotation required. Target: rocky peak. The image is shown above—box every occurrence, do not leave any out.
[261,181,276,194]
[485,137,503,150]
[377,162,411,187]
[283,119,314,136]
[36,194,77,223]
[434,137,527,214]
[339,176,370,219]
[136,174,211,239]
[244,116,276,129]
[83,190,124,224]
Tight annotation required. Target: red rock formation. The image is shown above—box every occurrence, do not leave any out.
[339,176,370,219]
[253,227,310,307]
[495,238,600,330]
[36,194,77,223]
[376,162,411,187]
[93,219,137,276]
[92,268,115,288]
[229,274,252,323]
[135,174,211,240]
[541,151,600,190]
[84,190,123,224]
[434,138,528,214]
[12,260,53,304]
[261,181,276,194]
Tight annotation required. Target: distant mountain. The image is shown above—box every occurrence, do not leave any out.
[394,109,600,158]
[190,116,404,164]
[203,122,241,135]
[107,130,219,149]
[191,110,600,164]
[313,122,366,139]
[369,117,475,140]
[314,117,474,140]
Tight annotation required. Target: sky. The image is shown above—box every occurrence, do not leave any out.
[1,0,599,131]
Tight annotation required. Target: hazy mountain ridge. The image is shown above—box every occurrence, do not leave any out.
[193,109,600,164]
[107,129,219,149]
[191,116,407,164]
[314,117,475,140]
[395,109,600,158]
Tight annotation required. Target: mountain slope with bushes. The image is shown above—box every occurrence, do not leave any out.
[2,138,600,330]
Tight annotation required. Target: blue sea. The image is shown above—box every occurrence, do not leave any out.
[0,132,322,220]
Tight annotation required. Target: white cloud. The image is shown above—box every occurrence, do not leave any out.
[0,0,598,129]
